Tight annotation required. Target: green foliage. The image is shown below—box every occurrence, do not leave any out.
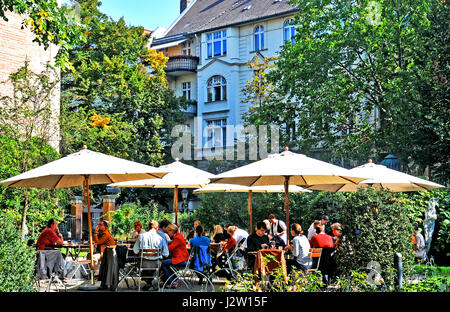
[397,188,450,264]
[222,266,325,292]
[61,0,185,166]
[0,214,36,292]
[106,201,173,238]
[0,136,67,237]
[332,270,382,292]
[0,0,86,71]
[59,106,134,158]
[337,188,415,288]
[245,0,449,184]
[403,274,449,292]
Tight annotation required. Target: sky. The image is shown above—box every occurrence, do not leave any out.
[63,0,183,31]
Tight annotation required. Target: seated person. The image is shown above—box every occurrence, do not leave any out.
[161,224,189,286]
[284,223,311,274]
[227,225,249,249]
[310,224,334,248]
[36,218,64,250]
[212,225,226,243]
[190,225,211,272]
[268,213,287,246]
[158,219,172,246]
[131,221,146,240]
[246,221,270,269]
[92,220,116,271]
[133,220,169,291]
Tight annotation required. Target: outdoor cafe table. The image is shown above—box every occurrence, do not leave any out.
[250,248,288,283]
[46,243,91,261]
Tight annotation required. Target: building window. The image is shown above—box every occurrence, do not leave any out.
[181,40,192,56]
[283,18,296,44]
[205,119,227,148]
[207,30,227,57]
[254,25,264,51]
[207,75,227,102]
[182,82,191,100]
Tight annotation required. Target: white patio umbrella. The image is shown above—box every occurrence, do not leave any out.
[108,159,216,225]
[193,184,311,233]
[307,159,445,192]
[0,146,168,284]
[210,148,367,243]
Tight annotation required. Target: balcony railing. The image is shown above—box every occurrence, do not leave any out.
[181,100,197,116]
[165,55,199,75]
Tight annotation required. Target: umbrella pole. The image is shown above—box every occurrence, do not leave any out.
[174,185,179,226]
[85,175,95,285]
[248,190,253,234]
[284,176,290,245]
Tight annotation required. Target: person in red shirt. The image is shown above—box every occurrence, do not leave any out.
[36,218,64,250]
[310,224,334,248]
[161,224,189,286]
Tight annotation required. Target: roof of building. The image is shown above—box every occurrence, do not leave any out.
[161,0,297,40]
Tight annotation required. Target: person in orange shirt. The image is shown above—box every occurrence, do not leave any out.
[92,220,115,271]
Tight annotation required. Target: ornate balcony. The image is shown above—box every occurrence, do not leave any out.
[165,55,199,76]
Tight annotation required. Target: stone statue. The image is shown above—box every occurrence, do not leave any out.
[424,198,438,256]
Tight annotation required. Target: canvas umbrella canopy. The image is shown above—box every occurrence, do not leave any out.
[193,184,311,233]
[210,148,367,243]
[0,146,168,284]
[307,159,445,192]
[108,159,216,225]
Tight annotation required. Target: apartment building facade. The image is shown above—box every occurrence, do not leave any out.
[151,0,298,160]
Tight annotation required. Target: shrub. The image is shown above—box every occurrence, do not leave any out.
[106,201,173,238]
[0,214,36,292]
[336,188,415,289]
[402,275,449,292]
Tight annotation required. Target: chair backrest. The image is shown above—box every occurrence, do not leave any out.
[308,248,322,269]
[140,248,162,258]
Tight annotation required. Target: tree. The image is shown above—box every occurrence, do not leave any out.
[61,0,185,165]
[0,62,67,239]
[241,55,295,148]
[246,0,448,181]
[60,0,187,207]
[0,0,85,71]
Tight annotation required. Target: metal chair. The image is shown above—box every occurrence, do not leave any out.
[116,247,139,290]
[135,248,162,291]
[35,250,67,292]
[66,246,91,280]
[161,247,214,292]
[306,248,322,273]
[209,239,244,285]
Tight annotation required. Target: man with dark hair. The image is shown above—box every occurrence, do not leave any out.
[158,219,172,244]
[36,218,64,250]
[246,221,270,269]
[268,213,287,245]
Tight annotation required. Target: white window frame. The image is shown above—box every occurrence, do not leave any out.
[206,75,227,102]
[207,30,227,57]
[254,25,265,51]
[205,118,227,148]
[181,82,191,100]
[181,40,192,56]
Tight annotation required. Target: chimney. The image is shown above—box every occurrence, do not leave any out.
[180,0,191,14]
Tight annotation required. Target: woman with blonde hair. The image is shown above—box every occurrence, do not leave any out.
[212,224,226,243]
